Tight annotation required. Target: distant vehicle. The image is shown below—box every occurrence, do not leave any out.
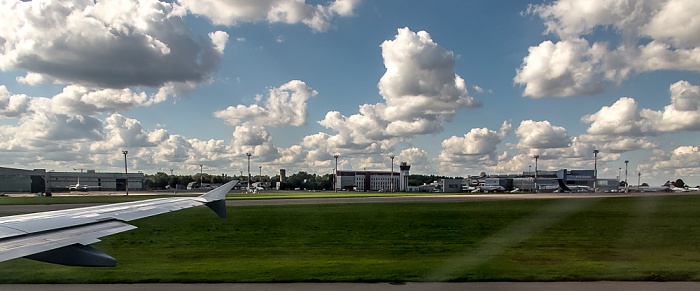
[510,188,521,193]
[479,186,505,193]
[67,177,101,191]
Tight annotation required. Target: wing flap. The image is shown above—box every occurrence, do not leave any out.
[0,221,135,264]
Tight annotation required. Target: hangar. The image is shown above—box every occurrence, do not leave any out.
[0,166,145,193]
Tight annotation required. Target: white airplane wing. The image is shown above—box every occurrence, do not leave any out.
[0,180,236,267]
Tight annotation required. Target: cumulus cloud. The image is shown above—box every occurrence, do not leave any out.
[0,86,31,118]
[646,80,700,132]
[178,0,360,32]
[583,80,700,136]
[514,39,607,97]
[437,121,512,172]
[0,0,225,89]
[517,0,700,97]
[213,80,317,127]
[317,28,481,152]
[581,97,654,137]
[51,86,159,116]
[231,122,280,161]
[653,145,700,179]
[515,120,571,149]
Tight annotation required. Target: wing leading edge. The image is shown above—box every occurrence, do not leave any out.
[0,180,236,267]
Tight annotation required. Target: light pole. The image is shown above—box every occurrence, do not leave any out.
[533,155,540,193]
[593,149,599,192]
[333,154,339,193]
[259,165,262,182]
[170,169,173,176]
[638,171,641,191]
[199,164,203,189]
[618,167,621,182]
[246,153,252,193]
[529,165,531,174]
[624,160,629,193]
[122,150,128,196]
[389,155,395,192]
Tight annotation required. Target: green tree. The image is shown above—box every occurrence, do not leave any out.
[675,179,686,188]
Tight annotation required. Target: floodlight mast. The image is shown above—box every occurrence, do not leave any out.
[624,160,629,193]
[389,155,395,192]
[122,150,128,196]
[533,155,540,193]
[593,149,599,192]
[333,154,339,193]
[246,153,252,194]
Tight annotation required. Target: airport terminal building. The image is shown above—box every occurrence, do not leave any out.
[473,169,619,192]
[0,166,145,193]
[335,162,410,192]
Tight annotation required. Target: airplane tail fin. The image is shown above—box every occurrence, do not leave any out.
[199,180,237,218]
[556,179,571,192]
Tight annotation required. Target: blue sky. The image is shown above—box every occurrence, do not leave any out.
[1,0,699,186]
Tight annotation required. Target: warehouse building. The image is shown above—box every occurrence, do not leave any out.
[0,166,144,193]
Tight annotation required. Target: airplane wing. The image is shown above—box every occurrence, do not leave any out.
[0,180,236,267]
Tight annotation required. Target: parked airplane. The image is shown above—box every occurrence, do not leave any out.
[0,180,236,267]
[68,177,101,191]
[638,181,673,192]
[555,179,592,192]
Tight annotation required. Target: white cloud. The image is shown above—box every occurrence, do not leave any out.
[518,0,700,97]
[317,28,481,152]
[644,80,700,132]
[515,120,571,149]
[231,122,280,162]
[16,72,46,86]
[583,80,700,135]
[0,0,224,89]
[50,86,157,116]
[0,86,31,118]
[214,80,317,127]
[653,145,700,179]
[641,0,700,48]
[178,0,360,32]
[514,39,609,97]
[581,97,653,136]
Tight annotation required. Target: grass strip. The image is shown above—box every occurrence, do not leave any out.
[1,195,700,282]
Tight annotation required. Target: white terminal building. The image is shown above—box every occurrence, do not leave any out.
[335,162,410,192]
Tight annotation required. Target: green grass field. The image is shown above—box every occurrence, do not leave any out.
[2,194,700,283]
[0,190,445,205]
